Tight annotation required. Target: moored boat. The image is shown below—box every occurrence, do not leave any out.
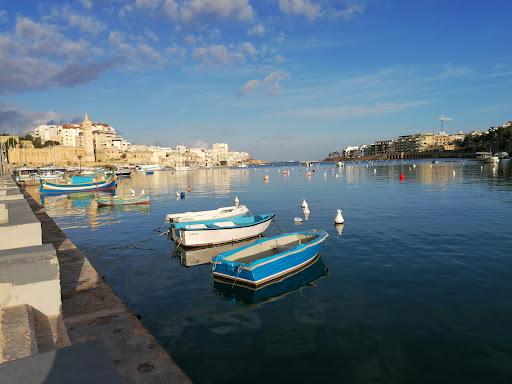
[214,255,328,305]
[212,230,328,287]
[96,192,150,207]
[115,168,132,177]
[171,214,274,247]
[40,175,116,194]
[165,205,250,223]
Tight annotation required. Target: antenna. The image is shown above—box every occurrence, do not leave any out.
[438,115,454,131]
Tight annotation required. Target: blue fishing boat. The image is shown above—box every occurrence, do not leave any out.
[40,175,116,195]
[214,255,328,305]
[212,230,328,287]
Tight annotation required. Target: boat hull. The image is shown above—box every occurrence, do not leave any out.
[166,205,249,223]
[96,194,151,207]
[40,177,116,195]
[212,231,328,287]
[173,215,273,247]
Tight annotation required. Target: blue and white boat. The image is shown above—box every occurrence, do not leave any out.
[40,175,117,195]
[171,214,274,247]
[214,255,328,305]
[212,230,329,287]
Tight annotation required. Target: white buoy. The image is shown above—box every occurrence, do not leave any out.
[373,168,377,174]
[301,199,309,210]
[335,174,339,178]
[334,209,344,224]
[294,217,303,224]
[324,172,327,178]
[453,170,456,176]
[176,191,180,197]
[130,189,136,195]
[263,175,269,181]
[234,196,240,206]
[480,165,483,171]
[413,164,416,169]
[141,189,144,194]
[335,223,344,236]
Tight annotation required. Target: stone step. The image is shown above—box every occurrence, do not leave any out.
[0,304,38,364]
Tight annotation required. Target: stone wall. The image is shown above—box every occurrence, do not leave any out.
[8,147,86,166]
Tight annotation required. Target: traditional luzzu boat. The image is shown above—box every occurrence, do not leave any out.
[212,230,329,287]
[165,205,250,223]
[170,214,274,247]
[96,191,150,207]
[39,175,116,194]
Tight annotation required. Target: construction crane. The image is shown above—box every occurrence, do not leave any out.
[439,115,454,131]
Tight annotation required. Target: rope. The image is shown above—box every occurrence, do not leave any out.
[231,265,244,288]
[110,229,171,251]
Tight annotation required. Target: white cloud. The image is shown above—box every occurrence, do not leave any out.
[248,23,266,37]
[163,0,254,22]
[239,41,257,56]
[78,0,93,10]
[278,0,322,21]
[144,28,159,42]
[0,10,8,23]
[239,70,289,96]
[61,8,105,35]
[0,102,61,134]
[277,100,429,119]
[135,0,161,9]
[331,4,365,20]
[108,30,163,68]
[193,44,245,66]
[15,16,91,58]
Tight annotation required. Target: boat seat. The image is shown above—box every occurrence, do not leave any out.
[185,224,208,229]
[211,221,236,228]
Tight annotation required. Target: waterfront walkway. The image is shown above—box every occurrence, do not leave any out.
[1,177,190,383]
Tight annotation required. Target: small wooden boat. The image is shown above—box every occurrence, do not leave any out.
[212,230,328,287]
[96,192,150,207]
[115,168,132,177]
[171,214,274,247]
[40,175,116,194]
[214,255,327,304]
[165,205,249,223]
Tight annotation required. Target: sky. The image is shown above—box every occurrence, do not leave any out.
[0,0,511,160]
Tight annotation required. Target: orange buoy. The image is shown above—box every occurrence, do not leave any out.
[399,173,405,181]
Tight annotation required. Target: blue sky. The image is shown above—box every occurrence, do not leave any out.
[0,0,511,160]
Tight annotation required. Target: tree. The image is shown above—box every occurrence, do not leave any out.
[43,140,60,147]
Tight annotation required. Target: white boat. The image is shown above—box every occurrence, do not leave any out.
[38,171,64,180]
[137,164,164,172]
[171,214,274,247]
[237,163,248,168]
[174,165,198,171]
[166,205,250,223]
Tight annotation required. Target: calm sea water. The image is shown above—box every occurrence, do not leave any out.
[30,160,512,383]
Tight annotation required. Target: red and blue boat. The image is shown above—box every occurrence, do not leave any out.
[40,175,117,195]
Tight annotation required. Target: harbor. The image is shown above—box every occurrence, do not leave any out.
[2,159,511,382]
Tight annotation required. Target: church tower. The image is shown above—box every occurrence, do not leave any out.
[82,112,95,163]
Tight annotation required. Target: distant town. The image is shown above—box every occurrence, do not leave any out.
[0,113,252,167]
[326,120,512,160]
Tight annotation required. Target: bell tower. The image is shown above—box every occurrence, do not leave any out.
[82,112,95,163]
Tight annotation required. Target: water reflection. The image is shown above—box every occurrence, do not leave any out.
[174,238,259,267]
[214,256,328,306]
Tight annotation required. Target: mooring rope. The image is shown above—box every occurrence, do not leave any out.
[110,229,171,251]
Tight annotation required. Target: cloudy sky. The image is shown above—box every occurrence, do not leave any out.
[0,0,511,160]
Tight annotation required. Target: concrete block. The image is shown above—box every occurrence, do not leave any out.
[0,204,6,224]
[0,341,123,384]
[0,304,38,364]
[0,200,41,250]
[0,244,63,349]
